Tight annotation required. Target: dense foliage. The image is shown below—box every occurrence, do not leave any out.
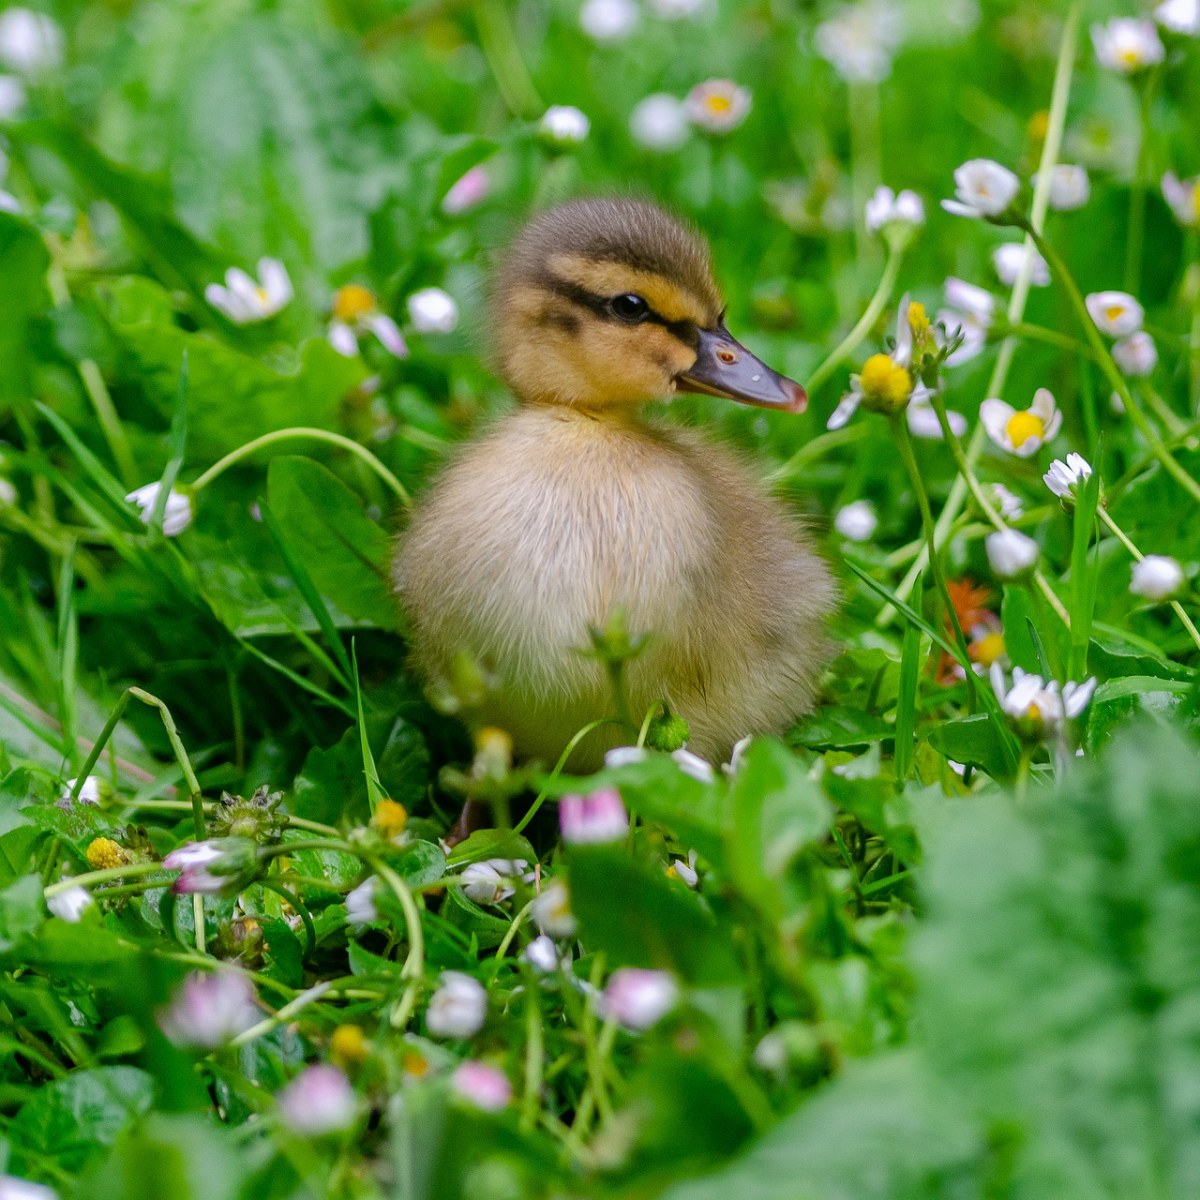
[2,0,1200,1197]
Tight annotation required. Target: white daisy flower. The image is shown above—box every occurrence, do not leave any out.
[1085,290,1144,337]
[864,185,924,235]
[426,971,487,1038]
[580,0,639,42]
[327,284,408,358]
[0,76,25,120]
[1043,452,1093,500]
[992,483,1024,521]
[205,258,292,325]
[813,2,904,84]
[125,482,194,537]
[539,105,590,146]
[833,499,878,542]
[407,287,458,334]
[1156,0,1200,35]
[992,242,1050,287]
[990,663,1096,733]
[1130,555,1185,600]
[1162,172,1200,229]
[1032,164,1090,211]
[941,159,1020,219]
[0,8,63,73]
[1091,18,1165,72]
[985,529,1039,579]
[980,388,1061,457]
[46,885,94,923]
[685,79,751,134]
[1112,330,1157,377]
[630,94,690,152]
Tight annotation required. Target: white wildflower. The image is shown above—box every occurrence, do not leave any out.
[426,971,487,1039]
[906,394,966,440]
[0,8,63,73]
[992,242,1049,287]
[407,287,458,334]
[1033,164,1090,211]
[813,2,904,83]
[125,482,194,537]
[46,885,93,923]
[1130,555,1185,600]
[685,79,751,134]
[458,858,531,906]
[603,968,679,1030]
[1162,172,1200,229]
[1043,452,1094,500]
[0,76,25,120]
[205,258,292,325]
[539,105,590,146]
[158,971,259,1049]
[992,483,1024,521]
[1113,330,1157,377]
[1091,18,1165,73]
[345,876,379,926]
[278,1065,358,1135]
[531,877,577,939]
[834,500,878,542]
[941,159,1020,219]
[580,0,639,41]
[864,185,924,235]
[630,93,689,152]
[980,388,1061,458]
[1085,290,1144,337]
[985,529,1039,580]
[1156,0,1200,35]
[442,165,489,215]
[450,1061,511,1110]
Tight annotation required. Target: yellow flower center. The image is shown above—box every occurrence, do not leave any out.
[330,1024,369,1066]
[1027,110,1050,141]
[970,632,1006,667]
[1104,303,1126,323]
[333,283,377,322]
[706,93,733,114]
[1191,183,1200,225]
[1026,702,1042,722]
[371,799,408,840]
[1005,411,1046,449]
[255,286,269,304]
[908,301,930,338]
[402,1050,430,1077]
[86,837,126,871]
[1117,47,1141,68]
[859,353,913,409]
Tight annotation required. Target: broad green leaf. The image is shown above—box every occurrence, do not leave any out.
[927,714,1014,780]
[267,456,399,631]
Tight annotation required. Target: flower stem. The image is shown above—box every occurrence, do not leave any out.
[1026,225,1200,506]
[879,0,1082,624]
[890,415,976,705]
[1097,508,1200,652]
[926,392,1070,626]
[805,245,903,400]
[44,859,167,898]
[190,427,410,505]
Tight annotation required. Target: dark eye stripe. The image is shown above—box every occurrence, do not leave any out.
[535,272,698,348]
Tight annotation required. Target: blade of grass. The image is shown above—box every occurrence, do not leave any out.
[149,352,188,534]
[893,571,924,785]
[1068,464,1102,679]
[352,639,385,814]
[258,497,354,687]
[55,541,79,770]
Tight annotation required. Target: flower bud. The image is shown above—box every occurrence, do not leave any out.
[426,971,487,1038]
[985,529,1040,580]
[1130,555,1185,601]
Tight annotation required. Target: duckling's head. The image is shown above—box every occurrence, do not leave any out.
[492,197,806,413]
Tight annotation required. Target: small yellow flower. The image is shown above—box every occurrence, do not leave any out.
[330,1023,369,1066]
[402,1048,430,1078]
[332,283,377,322]
[86,837,127,870]
[1027,110,1050,143]
[908,300,930,338]
[474,726,514,778]
[969,631,1005,668]
[859,353,913,410]
[371,799,408,840]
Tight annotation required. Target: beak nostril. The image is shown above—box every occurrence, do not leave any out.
[717,349,738,365]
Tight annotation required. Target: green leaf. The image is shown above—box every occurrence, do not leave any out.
[789,705,893,750]
[569,844,740,985]
[9,1066,154,1175]
[0,214,50,410]
[0,874,43,953]
[927,714,1014,781]
[267,456,398,631]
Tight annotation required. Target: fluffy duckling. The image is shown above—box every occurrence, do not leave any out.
[396,198,833,769]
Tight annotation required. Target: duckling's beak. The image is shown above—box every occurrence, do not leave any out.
[677,323,808,413]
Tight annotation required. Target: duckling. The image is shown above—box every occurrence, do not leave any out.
[395,198,834,770]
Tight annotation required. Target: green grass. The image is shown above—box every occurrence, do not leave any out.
[2,1,1200,1197]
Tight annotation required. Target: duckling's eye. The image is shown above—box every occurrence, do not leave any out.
[610,293,650,323]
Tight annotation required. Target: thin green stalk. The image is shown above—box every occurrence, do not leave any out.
[44,859,168,897]
[190,427,410,505]
[806,245,903,399]
[473,1,543,119]
[231,980,331,1048]
[926,392,1070,625]
[1027,225,1200,505]
[1124,73,1156,294]
[1098,508,1200,652]
[121,797,340,837]
[880,0,1081,624]
[46,256,138,487]
[891,415,977,705]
